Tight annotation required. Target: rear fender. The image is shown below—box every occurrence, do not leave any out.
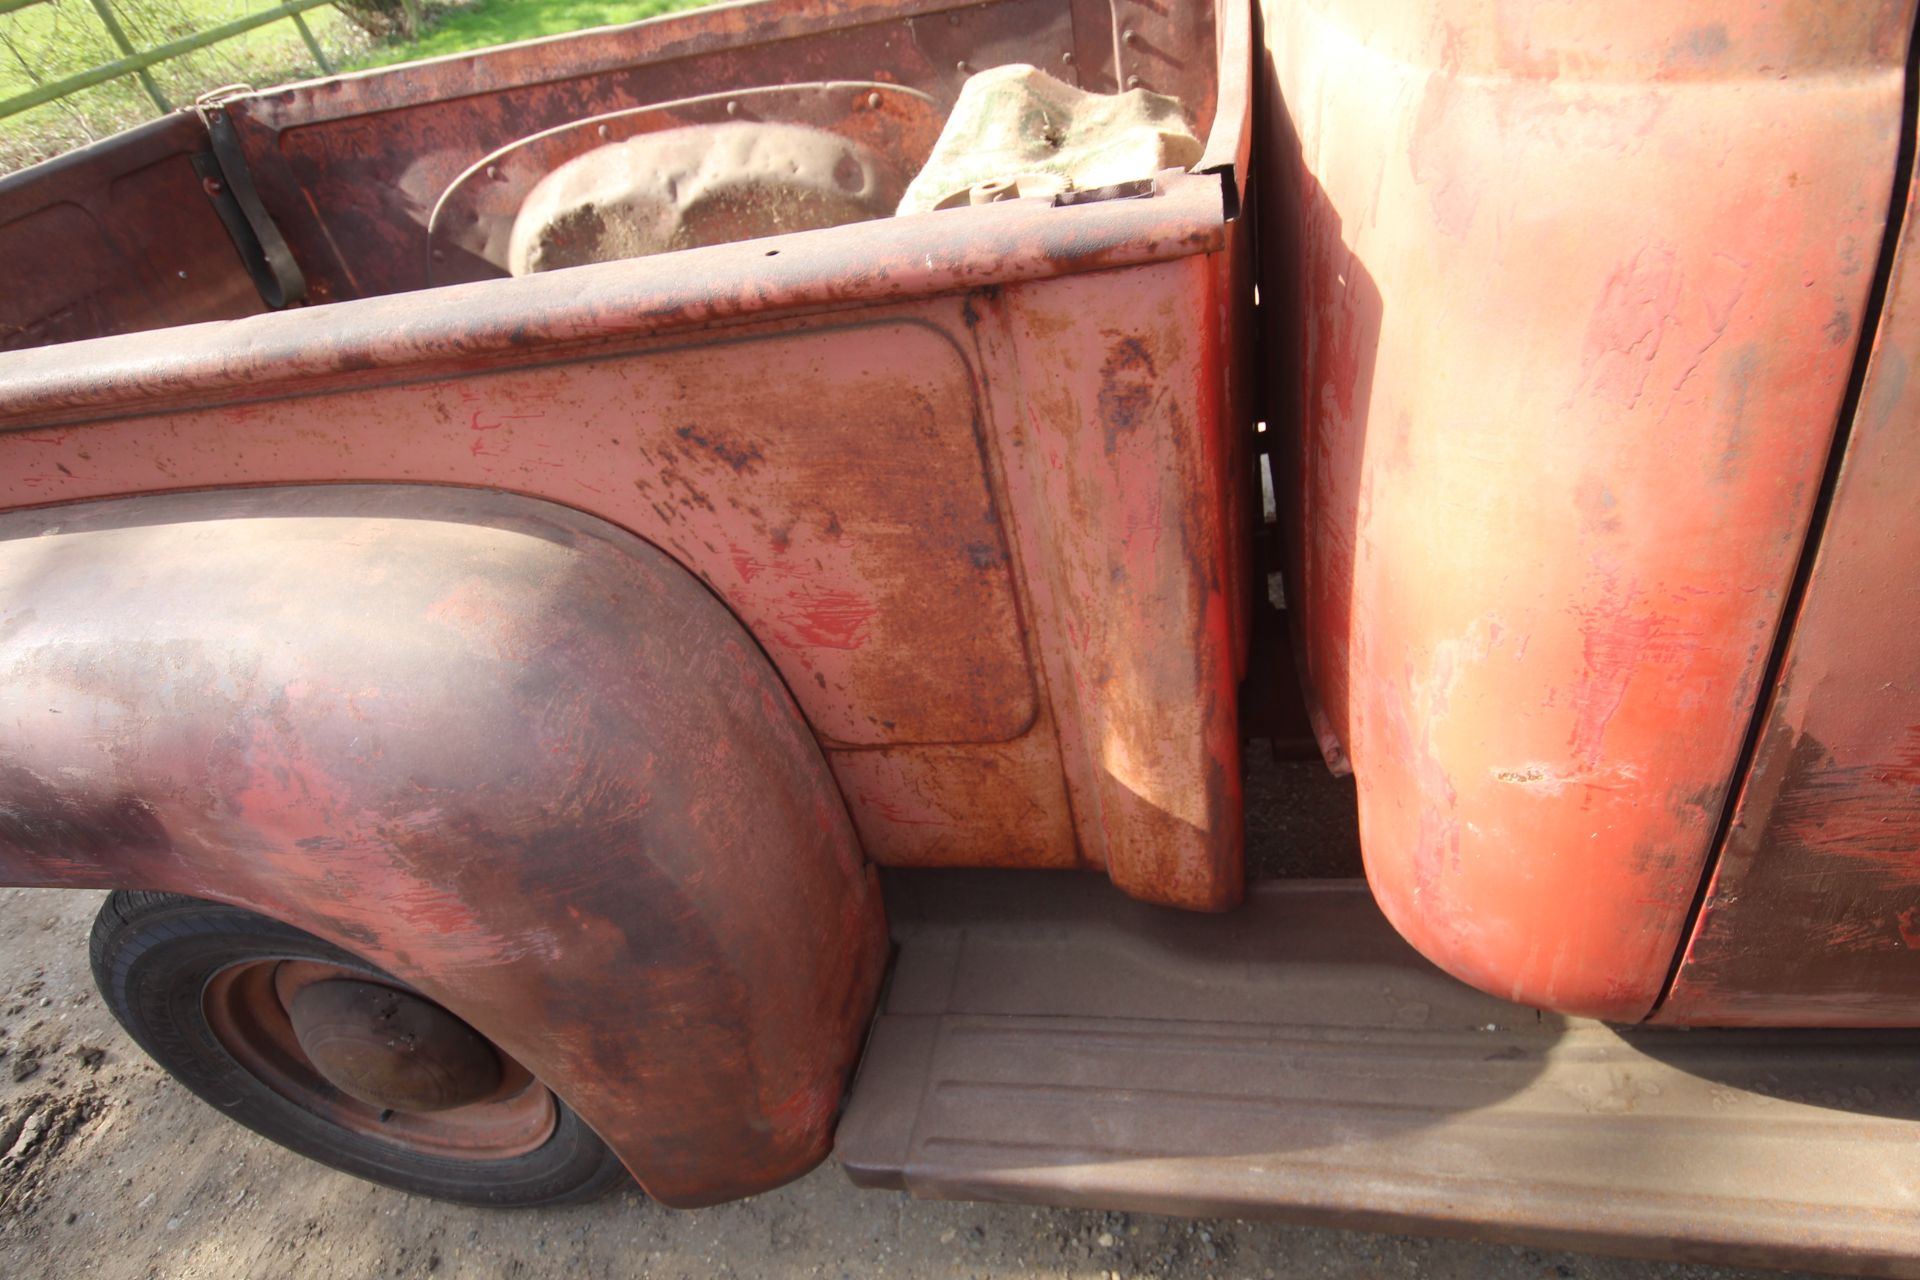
[0,485,888,1206]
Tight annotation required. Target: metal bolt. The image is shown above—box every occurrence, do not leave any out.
[1121,28,1137,45]
[726,99,739,117]
[597,123,611,140]
[867,91,882,109]
[201,176,224,197]
[956,59,972,74]
[485,164,501,181]
[1126,74,1142,88]
[1061,51,1074,65]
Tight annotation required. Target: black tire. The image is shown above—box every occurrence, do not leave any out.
[89,890,629,1207]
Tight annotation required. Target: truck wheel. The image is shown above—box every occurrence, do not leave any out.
[89,890,628,1207]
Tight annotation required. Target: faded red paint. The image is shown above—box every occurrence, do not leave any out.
[1264,0,1912,1018]
[987,254,1249,910]
[0,489,889,1205]
[0,0,1254,915]
[1,320,1037,753]
[786,587,881,652]
[0,256,1248,904]
[1658,117,1920,1026]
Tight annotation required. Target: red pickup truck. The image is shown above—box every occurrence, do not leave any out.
[2,0,1917,1272]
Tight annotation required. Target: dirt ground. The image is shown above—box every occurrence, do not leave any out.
[0,885,1848,1280]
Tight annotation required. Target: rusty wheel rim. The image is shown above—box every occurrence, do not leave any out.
[203,959,557,1160]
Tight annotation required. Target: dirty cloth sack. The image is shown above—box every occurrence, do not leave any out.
[896,63,1202,214]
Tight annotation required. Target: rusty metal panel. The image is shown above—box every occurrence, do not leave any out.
[0,114,263,351]
[1658,110,1920,1026]
[0,172,1249,909]
[1108,0,1211,102]
[242,18,962,302]
[828,737,1080,869]
[218,0,1195,302]
[0,313,1036,750]
[0,487,888,1206]
[840,869,1920,1275]
[0,171,1227,424]
[982,253,1248,909]
[0,0,1237,334]
[0,0,1253,909]
[1264,0,1914,1018]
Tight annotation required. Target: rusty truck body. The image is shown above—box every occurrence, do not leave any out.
[1,0,1918,1272]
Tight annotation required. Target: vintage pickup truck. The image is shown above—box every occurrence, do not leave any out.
[2,0,1918,1272]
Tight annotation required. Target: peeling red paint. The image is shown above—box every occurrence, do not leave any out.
[0,61,1251,918]
[1580,245,1684,410]
[1659,127,1920,1024]
[1567,577,1692,771]
[786,588,878,651]
[1270,0,1904,1019]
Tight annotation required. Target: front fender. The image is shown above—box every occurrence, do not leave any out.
[0,485,888,1206]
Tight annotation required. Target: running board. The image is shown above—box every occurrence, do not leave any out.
[838,872,1920,1277]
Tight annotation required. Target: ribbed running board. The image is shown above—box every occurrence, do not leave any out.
[838,872,1920,1277]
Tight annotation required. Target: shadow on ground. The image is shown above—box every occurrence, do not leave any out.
[0,886,1835,1280]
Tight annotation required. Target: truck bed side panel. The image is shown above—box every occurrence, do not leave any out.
[0,115,262,352]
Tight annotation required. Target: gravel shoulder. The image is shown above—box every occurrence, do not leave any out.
[0,886,1827,1280]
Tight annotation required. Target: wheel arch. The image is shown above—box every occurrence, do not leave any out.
[0,484,888,1206]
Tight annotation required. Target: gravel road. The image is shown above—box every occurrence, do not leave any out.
[0,884,1834,1280]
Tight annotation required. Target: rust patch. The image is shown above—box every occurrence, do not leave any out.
[0,488,890,1206]
[1097,334,1160,454]
[675,424,765,474]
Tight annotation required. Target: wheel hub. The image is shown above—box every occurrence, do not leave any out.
[287,978,502,1113]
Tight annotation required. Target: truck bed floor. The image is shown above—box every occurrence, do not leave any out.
[838,872,1920,1277]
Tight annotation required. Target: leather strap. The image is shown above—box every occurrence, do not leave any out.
[196,99,307,309]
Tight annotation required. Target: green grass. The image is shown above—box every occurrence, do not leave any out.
[346,0,716,69]
[0,0,726,172]
[1,0,357,168]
